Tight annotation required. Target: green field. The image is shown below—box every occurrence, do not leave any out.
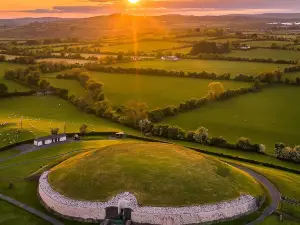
[49,142,262,206]
[0,200,48,225]
[85,71,251,109]
[0,62,30,92]
[44,78,87,97]
[113,59,286,76]
[177,36,214,42]
[285,72,300,80]
[244,41,292,48]
[163,86,300,153]
[227,49,300,61]
[36,58,92,64]
[100,41,184,53]
[0,95,136,137]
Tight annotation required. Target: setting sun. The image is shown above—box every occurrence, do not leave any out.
[128,0,139,4]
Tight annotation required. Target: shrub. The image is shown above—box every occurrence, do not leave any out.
[193,127,209,144]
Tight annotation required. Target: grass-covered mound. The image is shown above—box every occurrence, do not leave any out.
[48,142,262,206]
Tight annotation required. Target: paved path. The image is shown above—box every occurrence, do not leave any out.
[229,163,281,225]
[0,194,64,225]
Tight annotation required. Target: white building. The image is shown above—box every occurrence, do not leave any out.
[34,134,67,147]
[239,45,251,50]
[161,56,180,61]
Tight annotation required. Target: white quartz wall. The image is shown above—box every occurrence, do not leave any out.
[39,171,258,224]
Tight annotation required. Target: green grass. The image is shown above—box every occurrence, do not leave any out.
[258,215,299,225]
[100,41,184,53]
[0,62,30,92]
[285,72,300,81]
[244,41,292,48]
[0,200,49,225]
[49,142,262,206]
[113,59,286,76]
[227,49,300,61]
[86,71,251,109]
[0,95,137,137]
[163,86,300,154]
[44,78,87,97]
[176,36,214,42]
[36,58,92,64]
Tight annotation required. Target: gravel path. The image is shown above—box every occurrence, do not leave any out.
[228,162,281,225]
[0,194,64,225]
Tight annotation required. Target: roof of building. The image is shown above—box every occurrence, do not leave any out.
[116,132,126,135]
[34,134,66,142]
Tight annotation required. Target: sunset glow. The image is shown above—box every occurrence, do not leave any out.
[128,0,140,4]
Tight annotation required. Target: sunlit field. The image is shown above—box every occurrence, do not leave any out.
[86,71,251,109]
[0,62,30,92]
[0,95,134,139]
[163,86,300,153]
[226,49,300,61]
[100,41,185,53]
[113,59,287,76]
[36,58,93,64]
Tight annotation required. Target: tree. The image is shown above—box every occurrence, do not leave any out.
[119,101,148,127]
[80,124,88,138]
[0,83,8,94]
[193,127,209,144]
[50,128,59,135]
[139,119,153,135]
[207,82,225,100]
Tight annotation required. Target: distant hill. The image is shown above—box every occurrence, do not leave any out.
[0,17,67,27]
[0,13,299,39]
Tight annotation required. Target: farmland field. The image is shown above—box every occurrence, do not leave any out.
[44,78,87,97]
[36,58,93,64]
[86,71,252,109]
[0,95,135,137]
[163,86,300,153]
[226,49,300,61]
[285,71,300,80]
[114,59,287,76]
[244,41,292,48]
[100,41,184,53]
[0,62,30,92]
[177,36,213,42]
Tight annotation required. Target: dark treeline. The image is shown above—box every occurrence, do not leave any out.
[190,41,231,55]
[193,53,298,65]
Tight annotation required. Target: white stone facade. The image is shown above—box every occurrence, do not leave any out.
[39,171,258,224]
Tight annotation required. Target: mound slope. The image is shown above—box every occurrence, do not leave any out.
[48,142,262,206]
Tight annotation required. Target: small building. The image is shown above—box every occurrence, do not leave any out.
[115,132,126,139]
[161,56,180,61]
[34,134,67,147]
[239,45,251,50]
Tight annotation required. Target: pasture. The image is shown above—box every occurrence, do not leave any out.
[44,78,87,97]
[227,49,300,61]
[114,59,286,76]
[0,62,30,92]
[0,95,134,137]
[100,41,184,53]
[36,58,93,64]
[86,71,251,109]
[163,85,300,153]
[244,41,292,48]
[285,71,300,80]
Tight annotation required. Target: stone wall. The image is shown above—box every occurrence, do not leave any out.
[39,171,258,224]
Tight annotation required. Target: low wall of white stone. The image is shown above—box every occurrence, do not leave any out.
[39,171,258,224]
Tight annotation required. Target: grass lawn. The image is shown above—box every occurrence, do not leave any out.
[259,215,299,225]
[87,71,251,109]
[100,41,184,53]
[0,95,137,137]
[49,142,262,206]
[226,49,300,61]
[113,59,286,76]
[0,200,49,225]
[0,62,30,92]
[163,85,300,154]
[44,78,87,97]
[244,41,292,48]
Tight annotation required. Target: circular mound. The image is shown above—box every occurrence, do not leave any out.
[48,142,262,206]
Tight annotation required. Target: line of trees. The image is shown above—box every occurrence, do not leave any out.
[190,41,231,55]
[275,143,300,163]
[194,53,298,65]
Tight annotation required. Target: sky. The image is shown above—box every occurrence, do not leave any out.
[0,0,299,19]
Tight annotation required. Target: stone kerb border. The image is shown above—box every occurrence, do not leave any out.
[39,171,258,224]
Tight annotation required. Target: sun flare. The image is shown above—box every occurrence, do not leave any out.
[128,0,139,4]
